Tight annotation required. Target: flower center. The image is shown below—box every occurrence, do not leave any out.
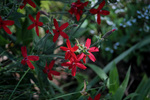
[46,69,50,73]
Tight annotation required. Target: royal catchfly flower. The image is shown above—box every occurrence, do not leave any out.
[68,0,89,21]
[43,60,60,80]
[0,16,14,34]
[21,46,39,70]
[90,0,110,24]
[20,0,36,9]
[60,39,78,60]
[27,12,43,36]
[88,93,101,100]
[61,53,86,76]
[52,18,69,42]
[78,38,99,63]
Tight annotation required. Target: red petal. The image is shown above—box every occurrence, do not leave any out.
[85,38,91,49]
[49,60,55,70]
[53,18,59,29]
[76,63,86,70]
[60,47,68,51]
[83,1,89,6]
[59,22,69,31]
[98,0,105,10]
[53,33,59,42]
[3,20,14,26]
[35,26,39,36]
[21,59,26,65]
[83,55,86,63]
[21,46,27,58]
[72,65,76,76]
[27,24,35,30]
[90,9,97,14]
[65,52,71,60]
[0,16,2,21]
[26,60,35,70]
[37,22,43,26]
[94,93,101,100]
[88,97,93,100]
[101,10,110,15]
[66,39,71,49]
[20,2,26,9]
[2,26,12,34]
[76,13,80,21]
[61,62,72,66]
[51,71,60,76]
[28,0,36,8]
[77,53,84,61]
[48,73,53,80]
[72,46,78,52]
[97,14,101,25]
[36,12,40,21]
[28,14,35,22]
[88,52,96,62]
[28,56,39,61]
[60,31,69,39]
[89,47,99,52]
[46,30,49,33]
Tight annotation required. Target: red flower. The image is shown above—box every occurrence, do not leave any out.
[20,0,36,9]
[61,53,86,76]
[27,12,43,36]
[0,16,14,34]
[68,0,89,21]
[80,38,99,63]
[88,93,101,100]
[21,46,39,70]
[60,39,78,60]
[90,0,110,24]
[43,60,60,80]
[52,18,69,42]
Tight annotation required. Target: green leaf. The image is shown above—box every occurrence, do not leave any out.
[123,93,138,100]
[0,35,9,45]
[86,64,108,80]
[109,62,119,95]
[112,67,131,100]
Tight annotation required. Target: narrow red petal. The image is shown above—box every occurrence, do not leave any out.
[60,47,68,51]
[46,30,49,33]
[98,0,105,10]
[94,93,101,100]
[65,52,70,60]
[26,60,35,70]
[66,39,71,49]
[76,63,86,70]
[72,46,78,52]
[85,38,91,49]
[88,97,93,100]
[20,2,26,9]
[88,52,96,62]
[101,10,110,15]
[28,56,39,61]
[27,24,35,30]
[90,9,97,14]
[21,59,26,65]
[28,14,35,22]
[77,53,84,61]
[2,26,12,34]
[83,1,89,6]
[89,47,99,52]
[37,22,43,26]
[35,26,39,36]
[76,13,80,21]
[60,31,69,39]
[28,0,36,8]
[61,62,72,66]
[48,73,53,80]
[21,46,27,58]
[97,14,101,25]
[83,55,86,63]
[49,60,55,70]
[53,33,59,42]
[72,65,76,76]
[3,20,14,25]
[59,22,69,31]
[53,18,59,29]
[36,12,40,21]
[51,71,60,76]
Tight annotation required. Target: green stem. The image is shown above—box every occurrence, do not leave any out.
[8,68,30,100]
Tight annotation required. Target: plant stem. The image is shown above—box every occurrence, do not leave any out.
[8,68,30,100]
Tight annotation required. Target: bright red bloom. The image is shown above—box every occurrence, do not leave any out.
[0,16,14,34]
[43,60,60,80]
[52,18,69,42]
[88,93,101,100]
[60,39,78,60]
[80,38,99,63]
[27,12,43,36]
[61,53,86,76]
[20,0,36,9]
[68,0,89,21]
[21,46,39,70]
[90,0,110,24]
